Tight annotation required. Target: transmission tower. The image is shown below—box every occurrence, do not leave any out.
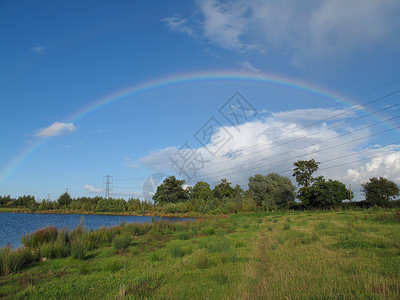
[104,175,113,199]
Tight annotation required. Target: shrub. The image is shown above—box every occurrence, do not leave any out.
[207,236,231,253]
[168,243,186,258]
[203,227,215,236]
[105,259,123,272]
[21,226,58,248]
[177,231,191,240]
[113,235,132,251]
[71,241,86,260]
[0,247,34,276]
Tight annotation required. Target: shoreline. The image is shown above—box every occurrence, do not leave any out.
[0,208,210,219]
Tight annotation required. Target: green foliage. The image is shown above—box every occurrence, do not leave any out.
[57,192,72,208]
[293,159,321,187]
[71,240,86,260]
[168,243,186,258]
[113,235,131,250]
[0,247,36,276]
[191,181,214,201]
[153,176,188,204]
[21,226,58,248]
[213,178,235,200]
[95,198,127,213]
[248,173,296,209]
[362,177,400,207]
[299,179,352,208]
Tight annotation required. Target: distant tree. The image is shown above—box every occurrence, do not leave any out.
[293,159,321,188]
[153,176,188,205]
[362,177,399,207]
[191,181,214,201]
[298,179,352,208]
[213,178,235,200]
[95,198,127,213]
[248,173,296,210]
[16,195,36,207]
[57,192,72,208]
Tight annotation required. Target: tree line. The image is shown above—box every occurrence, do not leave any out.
[1,159,399,214]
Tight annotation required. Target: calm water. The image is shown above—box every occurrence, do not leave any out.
[0,213,192,248]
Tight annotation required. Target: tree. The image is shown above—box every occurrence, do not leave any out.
[293,159,321,188]
[57,192,72,208]
[191,181,214,201]
[248,173,297,209]
[362,177,399,207]
[298,179,352,208]
[213,178,235,200]
[152,176,188,205]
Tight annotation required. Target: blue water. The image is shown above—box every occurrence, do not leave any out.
[0,213,192,248]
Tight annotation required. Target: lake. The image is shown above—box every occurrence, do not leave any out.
[0,212,193,248]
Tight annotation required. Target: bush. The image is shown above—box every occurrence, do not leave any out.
[168,243,186,258]
[0,247,35,276]
[21,226,58,248]
[207,236,231,253]
[71,241,86,260]
[113,235,132,251]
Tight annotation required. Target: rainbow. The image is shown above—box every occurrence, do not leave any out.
[0,70,394,187]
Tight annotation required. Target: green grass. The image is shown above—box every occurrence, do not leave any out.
[1,210,399,299]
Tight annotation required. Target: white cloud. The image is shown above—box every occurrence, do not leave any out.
[345,146,400,184]
[31,46,44,54]
[165,0,400,62]
[138,107,400,200]
[162,15,196,37]
[35,122,77,137]
[83,184,104,194]
[271,107,354,122]
[123,157,140,169]
[238,61,263,75]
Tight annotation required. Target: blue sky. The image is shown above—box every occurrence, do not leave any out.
[1,0,400,201]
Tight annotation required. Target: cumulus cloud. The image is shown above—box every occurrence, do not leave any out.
[164,0,400,62]
[83,184,104,194]
[138,106,399,199]
[345,146,400,184]
[31,46,44,54]
[35,122,77,137]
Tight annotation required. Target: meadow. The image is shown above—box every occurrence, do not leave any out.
[0,209,399,299]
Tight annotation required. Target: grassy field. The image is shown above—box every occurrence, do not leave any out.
[0,209,399,299]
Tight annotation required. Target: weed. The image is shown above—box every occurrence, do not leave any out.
[203,227,215,236]
[178,231,192,240]
[71,240,86,260]
[113,234,131,251]
[21,226,58,248]
[105,259,123,272]
[79,263,90,275]
[148,252,161,262]
[207,236,231,253]
[284,223,291,230]
[235,241,246,248]
[270,244,278,250]
[212,270,229,285]
[194,252,214,269]
[331,241,371,249]
[127,274,162,298]
[268,226,273,231]
[168,243,186,258]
